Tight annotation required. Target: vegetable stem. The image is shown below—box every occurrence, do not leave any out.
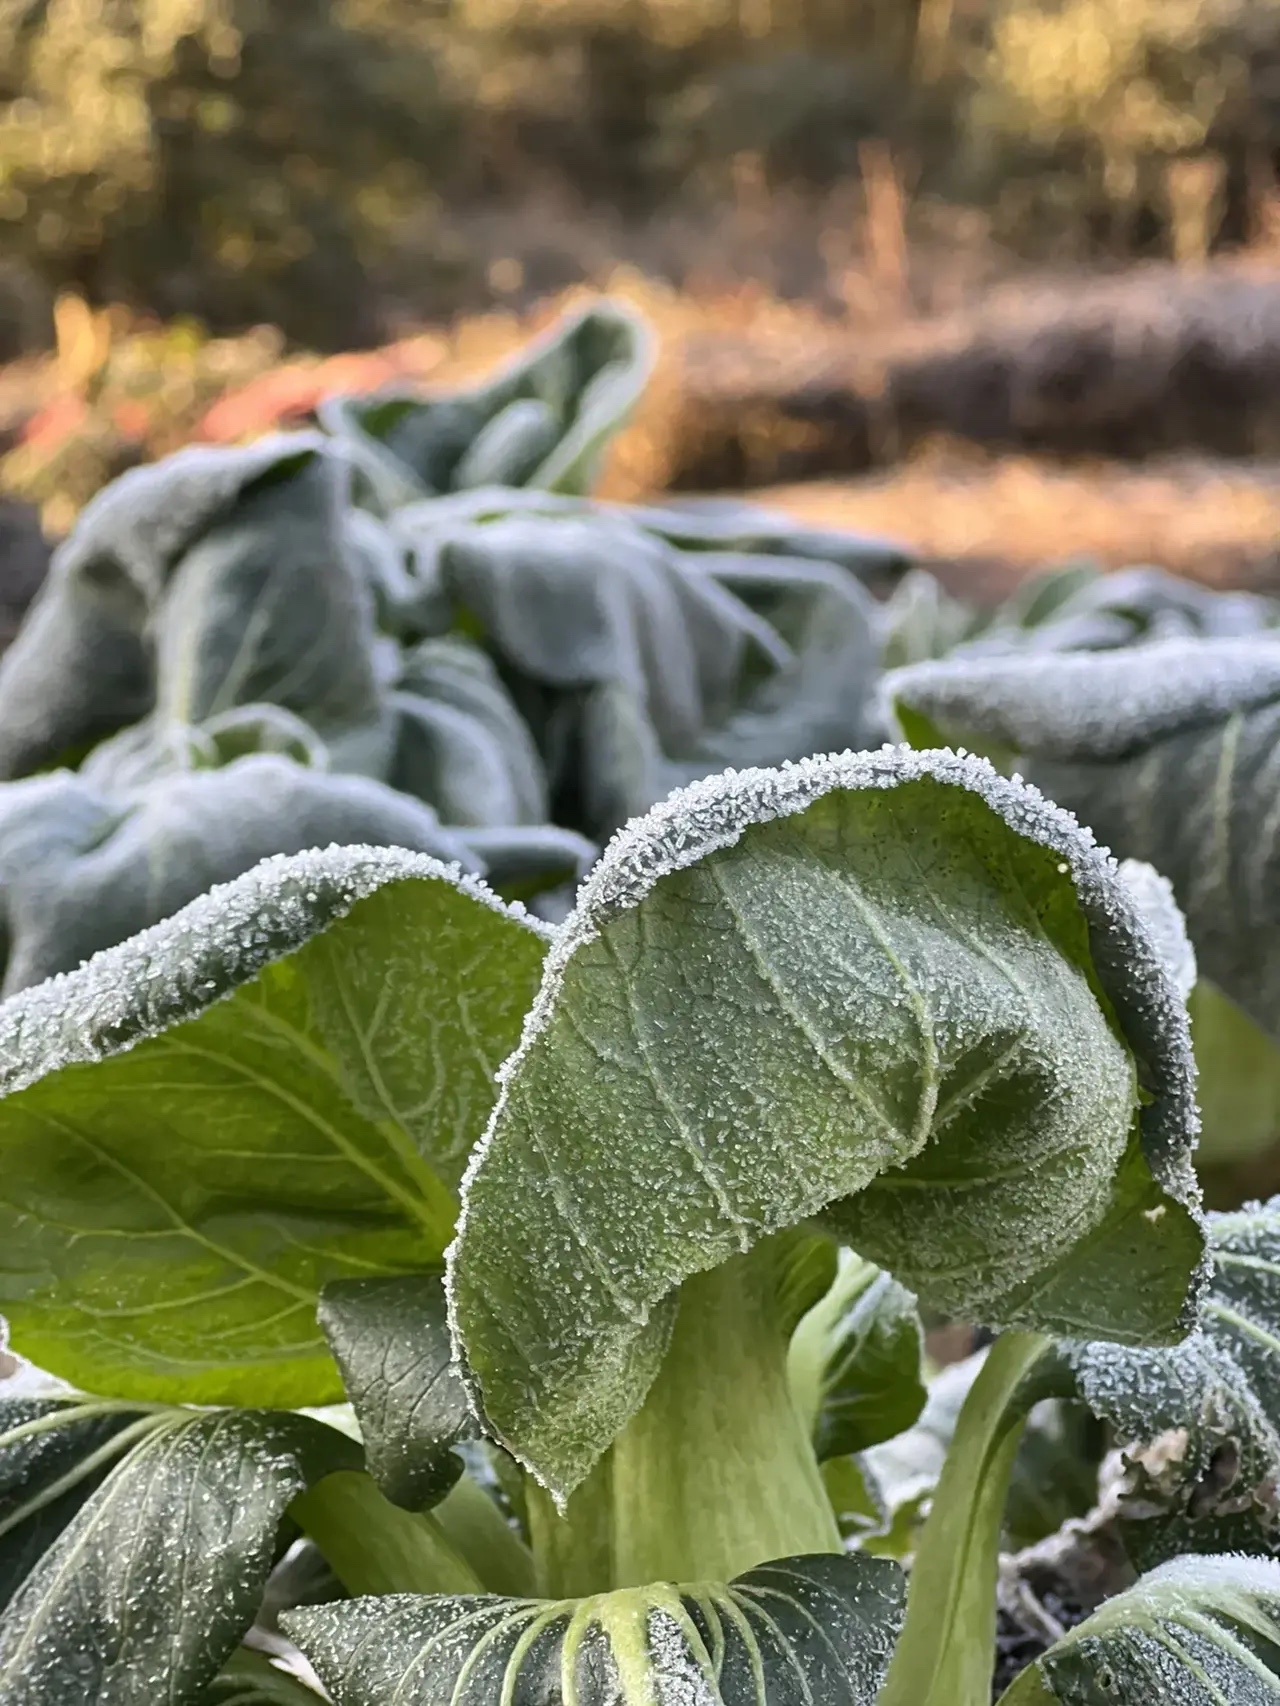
[878,1329,1053,1706]
[533,1243,842,1594]
[291,1469,484,1597]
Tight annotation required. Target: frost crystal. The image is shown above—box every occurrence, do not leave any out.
[0,842,544,1096]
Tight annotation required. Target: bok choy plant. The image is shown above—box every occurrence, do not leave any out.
[7,741,1276,1706]
[0,303,905,995]
[886,639,1280,1168]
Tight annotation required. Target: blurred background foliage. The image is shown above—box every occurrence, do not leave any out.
[3,0,1280,356]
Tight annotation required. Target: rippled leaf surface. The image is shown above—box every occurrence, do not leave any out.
[0,1397,159,1612]
[318,1274,471,1511]
[0,756,482,996]
[286,1553,904,1706]
[451,748,1203,1500]
[0,438,381,781]
[888,639,1280,1041]
[0,846,548,1403]
[1058,1196,1280,1567]
[319,301,653,504]
[999,1554,1280,1704]
[0,1408,355,1705]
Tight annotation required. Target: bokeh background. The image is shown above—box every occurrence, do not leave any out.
[4,0,1280,625]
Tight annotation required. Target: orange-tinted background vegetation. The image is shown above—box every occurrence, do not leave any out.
[4,0,1280,619]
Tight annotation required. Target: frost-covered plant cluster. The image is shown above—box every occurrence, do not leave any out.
[5,303,1280,1705]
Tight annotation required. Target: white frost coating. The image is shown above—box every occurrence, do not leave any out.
[887,638,1280,761]
[0,842,549,1096]
[1133,1552,1280,1601]
[1117,859,1197,1001]
[1051,1551,1280,1654]
[447,744,1205,1439]
[52,432,329,588]
[647,1610,719,1706]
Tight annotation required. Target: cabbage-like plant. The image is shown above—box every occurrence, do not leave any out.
[8,745,1275,1705]
[0,304,905,992]
[887,638,1280,1166]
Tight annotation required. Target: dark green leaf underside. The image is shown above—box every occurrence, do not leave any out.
[286,1553,905,1706]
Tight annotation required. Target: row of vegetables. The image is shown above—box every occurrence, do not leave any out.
[2,298,1280,1705]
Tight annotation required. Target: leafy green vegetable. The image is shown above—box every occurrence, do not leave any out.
[319,301,654,505]
[0,757,488,996]
[451,746,1204,1507]
[887,639,1280,1040]
[888,638,1280,1160]
[787,1254,927,1462]
[999,1553,1280,1703]
[0,1407,355,1703]
[284,1553,905,1706]
[0,437,382,782]
[1053,1195,1280,1569]
[0,846,548,1403]
[0,1396,163,1611]
[10,301,1279,1706]
[317,1274,471,1511]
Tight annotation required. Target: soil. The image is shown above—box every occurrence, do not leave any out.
[992,1592,1091,1699]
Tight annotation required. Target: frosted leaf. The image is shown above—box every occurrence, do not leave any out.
[889,638,1280,764]
[318,299,654,505]
[787,1254,927,1462]
[1000,1553,1280,1704]
[285,1553,904,1706]
[917,562,1280,674]
[0,435,383,781]
[317,1273,472,1512]
[0,1391,162,1612]
[0,844,549,1405]
[392,636,550,827]
[450,746,1204,1500]
[0,754,481,995]
[422,508,887,839]
[1117,860,1196,1002]
[889,639,1280,1152]
[1057,1196,1280,1568]
[0,1407,355,1702]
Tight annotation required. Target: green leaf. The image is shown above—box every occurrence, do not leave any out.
[0,437,381,781]
[285,1553,906,1706]
[0,1397,165,1611]
[81,704,332,794]
[998,1553,1280,1704]
[1189,981,1280,1165]
[624,496,911,590]
[787,1255,926,1461]
[320,300,653,502]
[1054,1195,1280,1567]
[450,748,1204,1501]
[317,1274,471,1511]
[149,443,381,739]
[204,1649,324,1705]
[0,757,482,995]
[456,824,595,912]
[391,638,549,827]
[0,1408,356,1704]
[855,1351,984,1551]
[0,845,549,1404]
[887,638,1280,1043]
[878,1330,1057,1706]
